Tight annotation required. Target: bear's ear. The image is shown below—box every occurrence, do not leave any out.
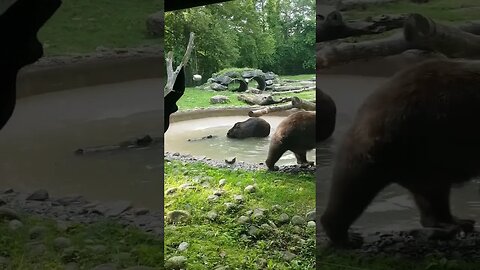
[173,67,185,95]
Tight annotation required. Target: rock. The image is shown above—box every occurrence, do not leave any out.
[260,223,273,232]
[56,195,83,206]
[233,195,244,203]
[225,157,236,164]
[179,183,194,190]
[248,226,262,238]
[166,187,177,195]
[292,226,303,234]
[8,219,23,231]
[271,205,281,212]
[282,251,297,261]
[0,198,5,206]
[26,189,49,201]
[166,210,191,224]
[0,256,10,267]
[165,256,187,270]
[291,215,306,226]
[210,95,230,104]
[277,213,290,225]
[237,215,250,224]
[29,225,47,240]
[146,11,163,37]
[211,82,228,91]
[218,179,227,187]
[27,243,47,257]
[178,241,189,252]
[251,208,266,221]
[56,221,73,232]
[87,245,107,253]
[305,210,316,222]
[257,258,268,268]
[207,194,220,202]
[94,201,132,217]
[307,221,316,228]
[224,202,238,212]
[244,185,256,193]
[64,262,80,270]
[91,263,118,270]
[213,190,225,196]
[207,210,218,221]
[53,237,72,250]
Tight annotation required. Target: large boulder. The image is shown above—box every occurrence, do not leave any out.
[146,11,163,37]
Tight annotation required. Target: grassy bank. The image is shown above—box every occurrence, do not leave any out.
[317,248,480,270]
[177,74,316,111]
[0,216,163,269]
[164,161,316,269]
[343,0,480,22]
[38,0,162,56]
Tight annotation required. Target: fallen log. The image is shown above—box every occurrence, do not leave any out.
[271,88,316,95]
[404,13,480,58]
[75,135,162,155]
[317,11,408,42]
[273,86,316,92]
[237,94,288,106]
[317,18,480,68]
[248,97,315,117]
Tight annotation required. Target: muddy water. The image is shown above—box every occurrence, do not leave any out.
[0,79,164,209]
[165,116,316,166]
[317,75,480,233]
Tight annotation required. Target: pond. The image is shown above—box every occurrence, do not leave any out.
[0,79,164,209]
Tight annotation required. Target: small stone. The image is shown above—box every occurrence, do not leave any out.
[260,223,272,232]
[207,210,218,221]
[224,202,237,212]
[178,242,189,251]
[27,189,49,201]
[233,195,244,203]
[225,157,236,164]
[291,215,306,226]
[166,210,191,224]
[237,215,250,224]
[305,210,316,222]
[8,219,23,231]
[251,208,265,220]
[0,207,20,221]
[213,190,225,196]
[53,237,72,250]
[29,225,47,240]
[64,262,79,270]
[27,243,47,257]
[179,183,193,190]
[0,256,10,267]
[218,179,227,187]
[307,221,316,228]
[292,226,303,234]
[208,194,220,201]
[88,245,107,253]
[277,213,290,225]
[244,185,256,193]
[282,251,296,261]
[165,256,187,270]
[248,226,262,238]
[166,187,177,195]
[271,205,281,212]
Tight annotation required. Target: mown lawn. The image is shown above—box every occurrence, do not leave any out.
[164,161,316,269]
[0,216,163,269]
[38,0,162,56]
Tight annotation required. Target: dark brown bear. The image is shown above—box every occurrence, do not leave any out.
[265,111,316,171]
[321,59,480,248]
[227,117,270,139]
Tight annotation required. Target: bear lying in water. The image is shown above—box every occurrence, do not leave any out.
[227,117,270,139]
[321,59,480,248]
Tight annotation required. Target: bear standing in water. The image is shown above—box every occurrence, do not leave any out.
[321,59,480,248]
[227,117,270,139]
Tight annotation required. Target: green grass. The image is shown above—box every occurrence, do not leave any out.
[0,216,163,269]
[177,74,316,111]
[38,0,162,56]
[164,161,316,269]
[344,0,480,22]
[317,248,480,270]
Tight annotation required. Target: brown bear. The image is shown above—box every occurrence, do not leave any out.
[227,117,270,139]
[320,59,480,248]
[265,111,316,171]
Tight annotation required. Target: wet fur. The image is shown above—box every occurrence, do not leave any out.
[227,117,270,139]
[321,59,480,248]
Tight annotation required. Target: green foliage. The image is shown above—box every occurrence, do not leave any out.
[165,0,315,85]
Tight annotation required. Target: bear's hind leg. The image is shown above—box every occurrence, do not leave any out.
[294,151,314,167]
[408,183,475,233]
